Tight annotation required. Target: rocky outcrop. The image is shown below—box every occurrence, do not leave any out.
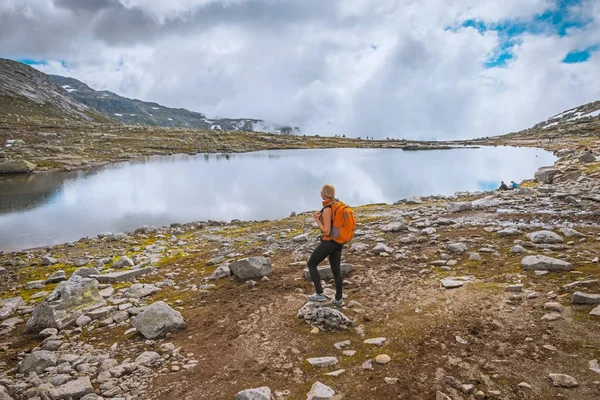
[26,275,104,332]
[0,160,37,174]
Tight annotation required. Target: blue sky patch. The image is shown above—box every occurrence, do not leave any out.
[449,0,592,68]
[17,58,47,66]
[563,44,600,63]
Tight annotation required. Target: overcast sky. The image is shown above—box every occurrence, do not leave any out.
[1,0,599,139]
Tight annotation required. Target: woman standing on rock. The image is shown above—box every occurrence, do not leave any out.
[307,184,345,307]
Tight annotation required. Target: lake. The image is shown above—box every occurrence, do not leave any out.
[0,146,556,251]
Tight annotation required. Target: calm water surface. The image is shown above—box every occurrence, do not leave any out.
[0,147,556,251]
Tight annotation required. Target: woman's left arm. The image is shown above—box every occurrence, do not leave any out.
[316,208,332,236]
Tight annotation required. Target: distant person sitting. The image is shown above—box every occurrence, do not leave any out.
[511,181,519,189]
[498,181,509,191]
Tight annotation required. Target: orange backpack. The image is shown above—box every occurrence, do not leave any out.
[328,200,356,244]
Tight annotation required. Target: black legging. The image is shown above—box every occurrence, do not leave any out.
[307,239,343,300]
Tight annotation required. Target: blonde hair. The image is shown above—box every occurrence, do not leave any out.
[321,184,335,199]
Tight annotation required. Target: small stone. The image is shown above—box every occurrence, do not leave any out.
[333,340,351,349]
[474,391,485,400]
[455,336,468,344]
[363,337,386,347]
[384,377,398,384]
[324,369,345,377]
[113,256,134,269]
[448,242,467,253]
[543,302,564,313]
[548,373,579,388]
[436,391,451,400]
[510,245,527,254]
[541,312,562,321]
[246,280,256,289]
[310,327,319,334]
[374,354,391,365]
[342,350,356,356]
[468,252,481,261]
[234,386,272,400]
[362,359,373,370]
[42,256,57,265]
[506,284,523,292]
[307,357,338,368]
[46,270,67,284]
[518,382,532,390]
[461,384,475,394]
[76,315,92,327]
[306,381,335,400]
[589,305,600,316]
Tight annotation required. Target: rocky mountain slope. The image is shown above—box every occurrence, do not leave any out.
[496,100,600,141]
[49,75,299,134]
[0,59,109,124]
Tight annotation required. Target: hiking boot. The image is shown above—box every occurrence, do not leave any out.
[308,293,326,302]
[327,298,344,307]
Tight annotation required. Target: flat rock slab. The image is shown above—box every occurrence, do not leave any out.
[446,202,472,213]
[303,263,353,280]
[572,291,600,305]
[526,230,564,244]
[521,255,572,271]
[48,377,93,399]
[363,337,387,347]
[90,267,155,283]
[497,228,522,236]
[0,296,23,320]
[548,373,579,388]
[590,305,600,316]
[441,276,474,289]
[307,356,338,368]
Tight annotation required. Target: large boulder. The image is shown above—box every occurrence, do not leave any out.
[571,292,600,305]
[0,297,23,320]
[19,350,57,374]
[534,168,559,184]
[521,255,572,271]
[26,275,104,332]
[579,152,596,163]
[229,257,272,280]
[0,160,37,174]
[234,387,272,400]
[303,264,353,280]
[131,301,186,339]
[526,230,564,243]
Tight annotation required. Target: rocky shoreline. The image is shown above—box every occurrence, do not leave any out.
[0,132,599,399]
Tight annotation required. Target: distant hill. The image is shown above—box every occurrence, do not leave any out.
[0,58,110,123]
[49,75,299,133]
[490,100,600,140]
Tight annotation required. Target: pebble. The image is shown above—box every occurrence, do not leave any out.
[374,354,391,365]
[518,382,532,390]
[324,369,345,377]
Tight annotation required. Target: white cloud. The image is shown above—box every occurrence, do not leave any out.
[2,0,599,139]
